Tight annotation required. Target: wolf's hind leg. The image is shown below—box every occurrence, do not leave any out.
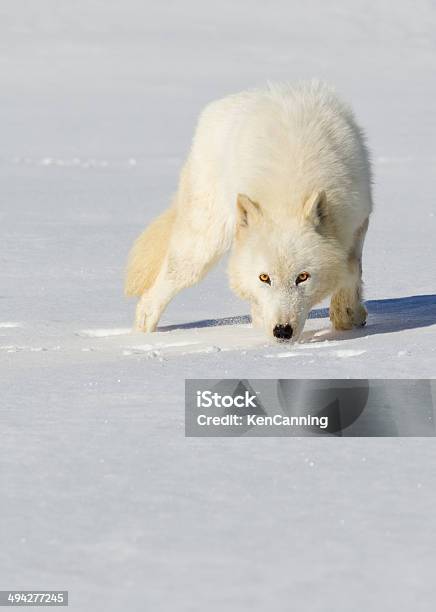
[329,218,369,331]
[135,228,229,332]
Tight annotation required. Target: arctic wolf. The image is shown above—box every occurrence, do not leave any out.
[125,81,372,341]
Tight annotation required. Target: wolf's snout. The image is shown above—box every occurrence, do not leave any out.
[273,324,293,340]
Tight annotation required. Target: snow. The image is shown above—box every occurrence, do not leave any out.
[1,1,436,610]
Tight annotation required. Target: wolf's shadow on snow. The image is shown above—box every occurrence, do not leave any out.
[158,294,436,341]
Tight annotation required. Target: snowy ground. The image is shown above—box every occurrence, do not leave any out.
[1,2,436,610]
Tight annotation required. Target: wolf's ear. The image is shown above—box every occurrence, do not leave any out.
[237,194,262,228]
[304,190,328,227]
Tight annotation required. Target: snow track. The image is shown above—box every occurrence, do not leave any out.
[1,296,435,367]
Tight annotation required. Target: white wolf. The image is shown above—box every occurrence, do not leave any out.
[125,81,372,341]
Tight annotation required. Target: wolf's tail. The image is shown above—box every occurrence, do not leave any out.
[125,205,176,297]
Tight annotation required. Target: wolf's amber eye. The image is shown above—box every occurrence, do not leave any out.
[296,272,310,285]
[259,273,271,284]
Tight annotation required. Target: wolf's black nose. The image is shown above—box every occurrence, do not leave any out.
[273,324,293,340]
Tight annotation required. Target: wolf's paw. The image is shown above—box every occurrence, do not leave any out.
[330,301,367,331]
[134,298,159,333]
[134,317,158,333]
[353,303,368,327]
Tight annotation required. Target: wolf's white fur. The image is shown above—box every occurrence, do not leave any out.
[126,81,373,341]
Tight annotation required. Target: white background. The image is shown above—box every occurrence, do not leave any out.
[1,1,436,610]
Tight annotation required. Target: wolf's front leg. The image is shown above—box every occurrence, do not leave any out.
[135,236,229,332]
[330,218,369,331]
[329,257,366,330]
[134,258,187,332]
[329,286,367,330]
[135,290,166,333]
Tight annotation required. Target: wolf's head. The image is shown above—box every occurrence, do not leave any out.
[228,192,347,341]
